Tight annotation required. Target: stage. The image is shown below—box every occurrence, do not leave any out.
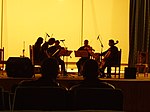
[0,72,150,111]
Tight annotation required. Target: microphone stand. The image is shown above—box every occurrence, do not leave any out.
[97,36,103,61]
[60,40,69,71]
[60,41,66,49]
[45,32,50,42]
[45,33,47,42]
[60,40,67,59]
[21,41,25,58]
[23,41,25,57]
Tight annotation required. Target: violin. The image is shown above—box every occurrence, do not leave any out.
[84,45,95,52]
[83,45,98,59]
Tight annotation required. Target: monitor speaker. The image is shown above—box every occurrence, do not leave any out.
[124,67,136,79]
[6,57,34,78]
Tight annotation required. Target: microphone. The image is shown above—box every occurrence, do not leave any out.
[46,33,50,37]
[60,39,65,42]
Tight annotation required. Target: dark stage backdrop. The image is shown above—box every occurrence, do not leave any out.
[129,0,150,71]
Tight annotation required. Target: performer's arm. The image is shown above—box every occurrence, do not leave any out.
[99,50,108,56]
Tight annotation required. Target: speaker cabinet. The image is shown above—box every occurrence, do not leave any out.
[124,67,137,79]
[6,57,34,78]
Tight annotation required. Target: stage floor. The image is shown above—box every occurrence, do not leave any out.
[0,69,150,80]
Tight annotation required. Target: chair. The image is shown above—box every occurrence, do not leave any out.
[69,88,123,110]
[3,91,11,110]
[106,49,122,78]
[0,88,11,110]
[0,47,5,71]
[0,87,5,110]
[12,86,68,111]
[29,45,41,74]
[136,51,149,77]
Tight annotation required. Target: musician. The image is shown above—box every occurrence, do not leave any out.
[41,38,55,61]
[47,40,67,76]
[76,40,94,76]
[34,37,43,64]
[99,39,119,78]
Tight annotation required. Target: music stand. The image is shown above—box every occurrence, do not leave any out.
[59,49,72,56]
[63,50,72,56]
[74,50,88,57]
[59,49,73,71]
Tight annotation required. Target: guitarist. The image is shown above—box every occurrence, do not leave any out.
[99,39,119,78]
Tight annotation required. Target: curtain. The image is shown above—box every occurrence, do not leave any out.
[129,0,150,69]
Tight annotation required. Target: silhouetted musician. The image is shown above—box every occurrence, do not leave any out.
[47,40,67,76]
[99,39,119,78]
[76,40,95,76]
[41,38,55,61]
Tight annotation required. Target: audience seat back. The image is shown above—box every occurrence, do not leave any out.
[69,88,123,110]
[12,86,68,111]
